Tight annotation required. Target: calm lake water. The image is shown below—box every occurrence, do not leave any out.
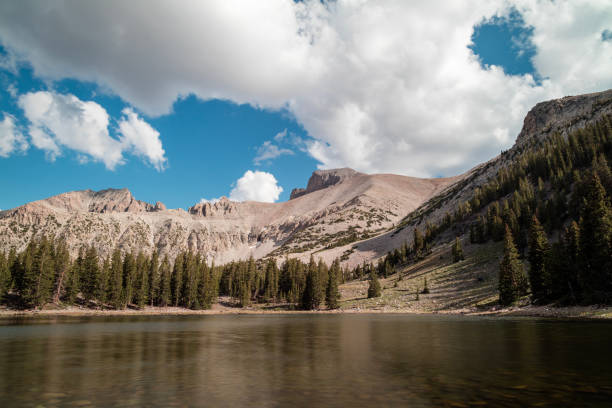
[0,314,611,407]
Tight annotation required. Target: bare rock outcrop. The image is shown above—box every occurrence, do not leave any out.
[290,168,363,199]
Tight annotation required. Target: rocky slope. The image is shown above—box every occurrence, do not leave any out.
[2,89,611,267]
[0,169,457,264]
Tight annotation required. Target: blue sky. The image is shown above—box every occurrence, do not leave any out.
[0,1,610,210]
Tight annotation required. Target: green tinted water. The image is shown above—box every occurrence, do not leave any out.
[0,314,611,407]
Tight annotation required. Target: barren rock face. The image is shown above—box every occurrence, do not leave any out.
[290,168,363,199]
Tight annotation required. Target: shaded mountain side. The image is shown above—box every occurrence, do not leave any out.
[0,169,456,264]
[302,89,612,268]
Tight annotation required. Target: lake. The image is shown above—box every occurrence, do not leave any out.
[0,314,611,407]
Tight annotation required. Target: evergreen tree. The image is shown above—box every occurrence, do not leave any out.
[158,255,172,307]
[134,252,149,308]
[122,252,137,307]
[108,248,124,309]
[452,237,464,263]
[0,252,10,301]
[52,240,71,304]
[81,245,100,303]
[171,253,184,307]
[22,237,55,308]
[148,251,159,307]
[527,216,552,303]
[263,258,278,302]
[499,226,528,305]
[367,269,382,298]
[326,259,340,309]
[578,173,612,302]
[301,256,322,309]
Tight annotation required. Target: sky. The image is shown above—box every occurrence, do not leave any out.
[0,0,611,210]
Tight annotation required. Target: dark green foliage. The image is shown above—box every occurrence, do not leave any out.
[263,258,279,302]
[301,256,323,310]
[0,252,11,300]
[499,226,528,306]
[527,216,552,303]
[326,259,340,309]
[80,245,100,303]
[452,237,464,263]
[109,249,124,309]
[158,255,172,307]
[367,270,382,298]
[578,173,612,302]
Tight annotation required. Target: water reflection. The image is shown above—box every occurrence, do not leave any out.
[0,315,611,407]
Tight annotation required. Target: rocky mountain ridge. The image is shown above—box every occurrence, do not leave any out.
[2,89,611,267]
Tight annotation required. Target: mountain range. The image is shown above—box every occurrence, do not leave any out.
[2,89,612,267]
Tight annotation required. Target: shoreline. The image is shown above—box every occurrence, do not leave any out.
[1,304,611,320]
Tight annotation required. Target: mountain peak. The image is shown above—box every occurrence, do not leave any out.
[290,168,363,200]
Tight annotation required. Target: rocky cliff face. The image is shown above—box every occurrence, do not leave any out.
[290,168,362,199]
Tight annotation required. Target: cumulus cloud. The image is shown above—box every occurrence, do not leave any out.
[0,1,611,176]
[229,170,283,202]
[18,91,124,168]
[0,113,28,157]
[199,197,221,204]
[254,140,293,165]
[118,108,167,171]
[17,91,166,170]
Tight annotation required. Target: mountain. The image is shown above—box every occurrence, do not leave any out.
[2,89,611,270]
[0,169,457,264]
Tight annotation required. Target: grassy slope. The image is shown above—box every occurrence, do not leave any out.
[339,238,502,312]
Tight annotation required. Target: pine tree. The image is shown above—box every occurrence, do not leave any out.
[326,259,340,309]
[578,173,612,302]
[0,251,10,302]
[300,256,322,310]
[81,245,100,304]
[52,240,71,304]
[171,253,184,307]
[108,249,124,309]
[22,237,55,309]
[499,226,528,305]
[122,252,137,307]
[528,215,552,303]
[134,252,149,309]
[263,258,279,302]
[148,251,159,307]
[367,270,382,298]
[158,255,172,307]
[452,237,464,263]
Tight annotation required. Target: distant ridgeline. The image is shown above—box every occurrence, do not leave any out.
[372,114,612,306]
[0,237,344,311]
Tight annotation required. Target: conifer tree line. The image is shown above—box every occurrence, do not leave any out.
[0,238,340,310]
[376,114,612,306]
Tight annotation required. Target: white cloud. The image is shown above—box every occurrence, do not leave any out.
[18,91,124,168]
[254,140,293,165]
[118,108,167,171]
[0,1,611,176]
[229,170,283,202]
[0,113,28,157]
[274,129,288,142]
[17,91,165,170]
